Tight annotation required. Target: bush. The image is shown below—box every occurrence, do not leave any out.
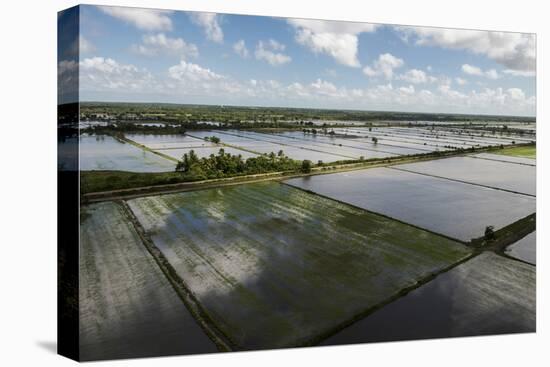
[484,225,495,241]
[301,160,312,173]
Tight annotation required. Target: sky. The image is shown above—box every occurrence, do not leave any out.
[59,5,536,116]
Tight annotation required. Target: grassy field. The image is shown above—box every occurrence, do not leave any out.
[126,182,471,350]
[493,145,536,158]
[79,202,216,360]
[81,170,190,194]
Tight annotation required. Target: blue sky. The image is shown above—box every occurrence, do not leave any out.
[62,5,536,116]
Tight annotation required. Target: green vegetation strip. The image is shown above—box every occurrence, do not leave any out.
[492,145,536,159]
[126,182,471,350]
[81,143,527,200]
[471,213,536,259]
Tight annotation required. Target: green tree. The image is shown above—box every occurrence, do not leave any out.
[301,160,312,173]
[484,225,495,241]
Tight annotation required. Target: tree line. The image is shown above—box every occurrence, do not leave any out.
[175,148,312,180]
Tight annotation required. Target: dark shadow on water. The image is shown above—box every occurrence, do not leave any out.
[36,340,57,354]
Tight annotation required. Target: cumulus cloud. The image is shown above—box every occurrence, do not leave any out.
[97,6,173,31]
[363,53,404,79]
[503,69,536,77]
[455,77,468,86]
[168,60,224,82]
[76,56,535,116]
[398,26,535,72]
[461,64,499,79]
[255,40,291,66]
[131,33,198,58]
[79,36,95,54]
[79,57,157,92]
[233,39,249,58]
[397,68,439,84]
[288,18,377,67]
[190,12,223,43]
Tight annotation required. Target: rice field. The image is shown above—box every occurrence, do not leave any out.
[395,156,536,196]
[75,124,534,174]
[285,168,536,242]
[126,182,471,350]
[79,202,216,361]
[506,231,536,265]
[472,152,536,166]
[79,135,176,172]
[77,123,536,357]
[321,252,536,345]
[160,146,259,160]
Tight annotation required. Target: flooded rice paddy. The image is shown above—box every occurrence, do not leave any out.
[77,123,535,357]
[472,152,536,166]
[126,182,470,350]
[74,126,529,172]
[321,252,535,345]
[79,135,176,172]
[79,202,216,360]
[505,231,536,265]
[396,156,535,196]
[285,168,535,242]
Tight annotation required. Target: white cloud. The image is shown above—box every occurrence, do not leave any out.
[398,69,428,84]
[485,69,499,80]
[455,77,468,85]
[288,18,377,67]
[398,26,535,72]
[233,40,249,58]
[79,36,95,54]
[77,56,535,116]
[255,40,291,66]
[131,33,198,58]
[461,64,499,79]
[79,57,157,91]
[503,69,536,77]
[310,79,346,98]
[190,12,223,43]
[461,64,483,76]
[97,6,172,31]
[363,53,404,79]
[168,60,224,82]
